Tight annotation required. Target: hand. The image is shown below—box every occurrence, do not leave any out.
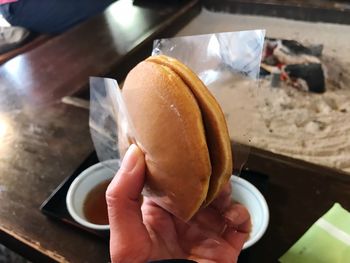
[106,145,251,263]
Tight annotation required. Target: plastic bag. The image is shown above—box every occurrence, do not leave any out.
[89,29,265,219]
[152,30,265,173]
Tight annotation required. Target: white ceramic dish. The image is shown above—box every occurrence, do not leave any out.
[66,159,120,230]
[66,160,269,245]
[230,175,269,249]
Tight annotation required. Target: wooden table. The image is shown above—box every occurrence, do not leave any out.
[239,147,350,262]
[1,0,350,262]
[0,0,200,262]
[0,95,99,263]
[0,0,200,107]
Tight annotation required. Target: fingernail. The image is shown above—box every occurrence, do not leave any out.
[121,144,139,172]
[225,209,239,223]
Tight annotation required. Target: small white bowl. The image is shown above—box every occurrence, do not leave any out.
[230,175,269,249]
[66,161,268,243]
[66,159,120,230]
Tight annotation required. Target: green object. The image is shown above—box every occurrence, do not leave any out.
[279,203,350,263]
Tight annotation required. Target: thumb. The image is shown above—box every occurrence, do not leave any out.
[106,144,151,262]
[107,144,145,204]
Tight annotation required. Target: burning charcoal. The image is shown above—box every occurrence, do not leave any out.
[274,41,320,65]
[281,40,313,55]
[271,69,281,87]
[264,55,278,66]
[260,67,271,77]
[284,63,325,93]
[308,44,324,57]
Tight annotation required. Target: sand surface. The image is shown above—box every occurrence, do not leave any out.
[176,10,350,173]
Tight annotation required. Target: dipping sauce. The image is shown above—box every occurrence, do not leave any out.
[83,179,111,225]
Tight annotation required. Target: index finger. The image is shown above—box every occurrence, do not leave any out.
[222,203,251,251]
[210,182,232,212]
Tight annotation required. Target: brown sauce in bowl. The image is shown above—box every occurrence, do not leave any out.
[83,179,111,225]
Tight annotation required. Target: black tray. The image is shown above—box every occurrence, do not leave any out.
[40,152,109,240]
[40,152,269,240]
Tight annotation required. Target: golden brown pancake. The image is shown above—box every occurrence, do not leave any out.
[146,55,233,204]
[120,55,232,221]
[121,61,211,221]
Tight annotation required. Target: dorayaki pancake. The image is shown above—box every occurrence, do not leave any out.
[121,60,212,221]
[146,55,232,204]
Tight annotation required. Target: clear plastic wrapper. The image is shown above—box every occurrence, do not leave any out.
[89,29,265,220]
[152,30,265,173]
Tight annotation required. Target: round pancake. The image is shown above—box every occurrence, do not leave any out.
[122,60,211,221]
[147,55,233,204]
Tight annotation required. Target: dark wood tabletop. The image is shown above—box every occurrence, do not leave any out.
[0,92,100,263]
[0,0,200,262]
[0,0,200,107]
[238,147,350,262]
[1,0,350,262]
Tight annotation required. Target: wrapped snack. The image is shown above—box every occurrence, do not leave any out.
[119,55,232,221]
[89,30,265,221]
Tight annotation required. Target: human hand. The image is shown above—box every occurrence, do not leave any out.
[106,144,251,263]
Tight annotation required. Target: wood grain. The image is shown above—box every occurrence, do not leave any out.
[0,0,200,262]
